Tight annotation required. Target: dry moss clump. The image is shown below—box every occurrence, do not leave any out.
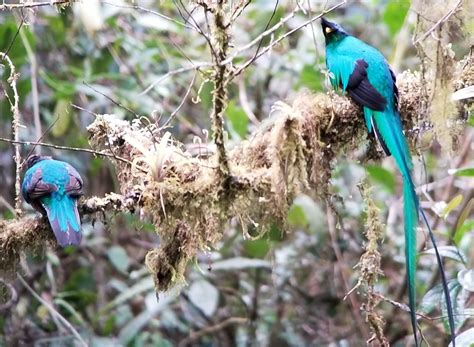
[87,93,354,293]
[0,217,55,279]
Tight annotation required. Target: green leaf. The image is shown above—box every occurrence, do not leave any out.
[420,281,444,314]
[366,165,396,193]
[101,316,116,336]
[227,100,249,139]
[51,99,72,137]
[188,280,219,317]
[107,246,130,273]
[0,20,34,65]
[383,0,411,36]
[421,245,467,264]
[243,238,270,259]
[441,194,463,219]
[468,114,474,127]
[268,223,284,242]
[450,327,474,347]
[40,71,76,98]
[454,198,473,245]
[453,168,474,177]
[288,195,325,233]
[53,298,86,325]
[422,280,469,331]
[441,280,468,332]
[298,64,322,91]
[63,267,97,308]
[46,251,60,266]
[103,277,154,312]
[454,220,474,246]
[118,292,176,345]
[287,205,308,228]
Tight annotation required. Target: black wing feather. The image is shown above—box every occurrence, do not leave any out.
[347,59,391,155]
[389,68,399,110]
[346,59,387,112]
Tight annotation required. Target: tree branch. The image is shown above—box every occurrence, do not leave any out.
[0,57,472,292]
[0,53,22,216]
[0,0,72,10]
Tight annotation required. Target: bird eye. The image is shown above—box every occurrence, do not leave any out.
[325,27,333,34]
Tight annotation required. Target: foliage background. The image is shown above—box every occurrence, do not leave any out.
[0,0,472,346]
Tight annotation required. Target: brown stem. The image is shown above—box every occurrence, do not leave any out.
[210,1,231,181]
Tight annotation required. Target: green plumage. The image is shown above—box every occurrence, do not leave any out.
[321,18,455,346]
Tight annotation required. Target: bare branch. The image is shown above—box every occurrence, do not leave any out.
[0,0,71,10]
[234,0,346,76]
[17,275,88,347]
[413,0,463,44]
[101,1,195,30]
[0,53,22,216]
[140,63,210,96]
[178,317,248,347]
[0,137,134,167]
[221,5,299,66]
[161,71,197,129]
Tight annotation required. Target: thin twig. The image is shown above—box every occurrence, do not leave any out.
[174,0,217,58]
[413,0,463,44]
[22,116,60,165]
[221,3,296,66]
[326,202,371,340]
[101,1,195,30]
[0,0,71,10]
[0,137,134,167]
[233,0,346,76]
[140,64,210,96]
[0,53,22,216]
[17,274,88,347]
[230,0,252,22]
[2,14,24,60]
[238,77,259,125]
[84,81,141,118]
[161,71,197,129]
[178,317,248,347]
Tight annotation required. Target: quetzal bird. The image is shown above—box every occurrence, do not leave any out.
[22,155,83,247]
[321,18,455,345]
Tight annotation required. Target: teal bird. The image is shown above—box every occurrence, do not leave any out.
[321,18,455,345]
[22,155,83,247]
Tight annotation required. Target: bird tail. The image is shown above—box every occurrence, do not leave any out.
[373,111,455,346]
[403,173,420,346]
[43,194,82,247]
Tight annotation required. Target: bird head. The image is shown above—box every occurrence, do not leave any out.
[25,154,51,169]
[321,18,348,43]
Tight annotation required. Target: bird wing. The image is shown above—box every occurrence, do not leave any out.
[389,67,399,110]
[331,57,391,154]
[22,167,57,202]
[346,59,387,112]
[65,164,83,197]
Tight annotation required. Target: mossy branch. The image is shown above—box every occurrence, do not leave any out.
[207,1,231,182]
[0,193,138,277]
[0,57,472,292]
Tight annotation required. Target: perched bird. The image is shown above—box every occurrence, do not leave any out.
[22,155,83,247]
[321,18,455,345]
